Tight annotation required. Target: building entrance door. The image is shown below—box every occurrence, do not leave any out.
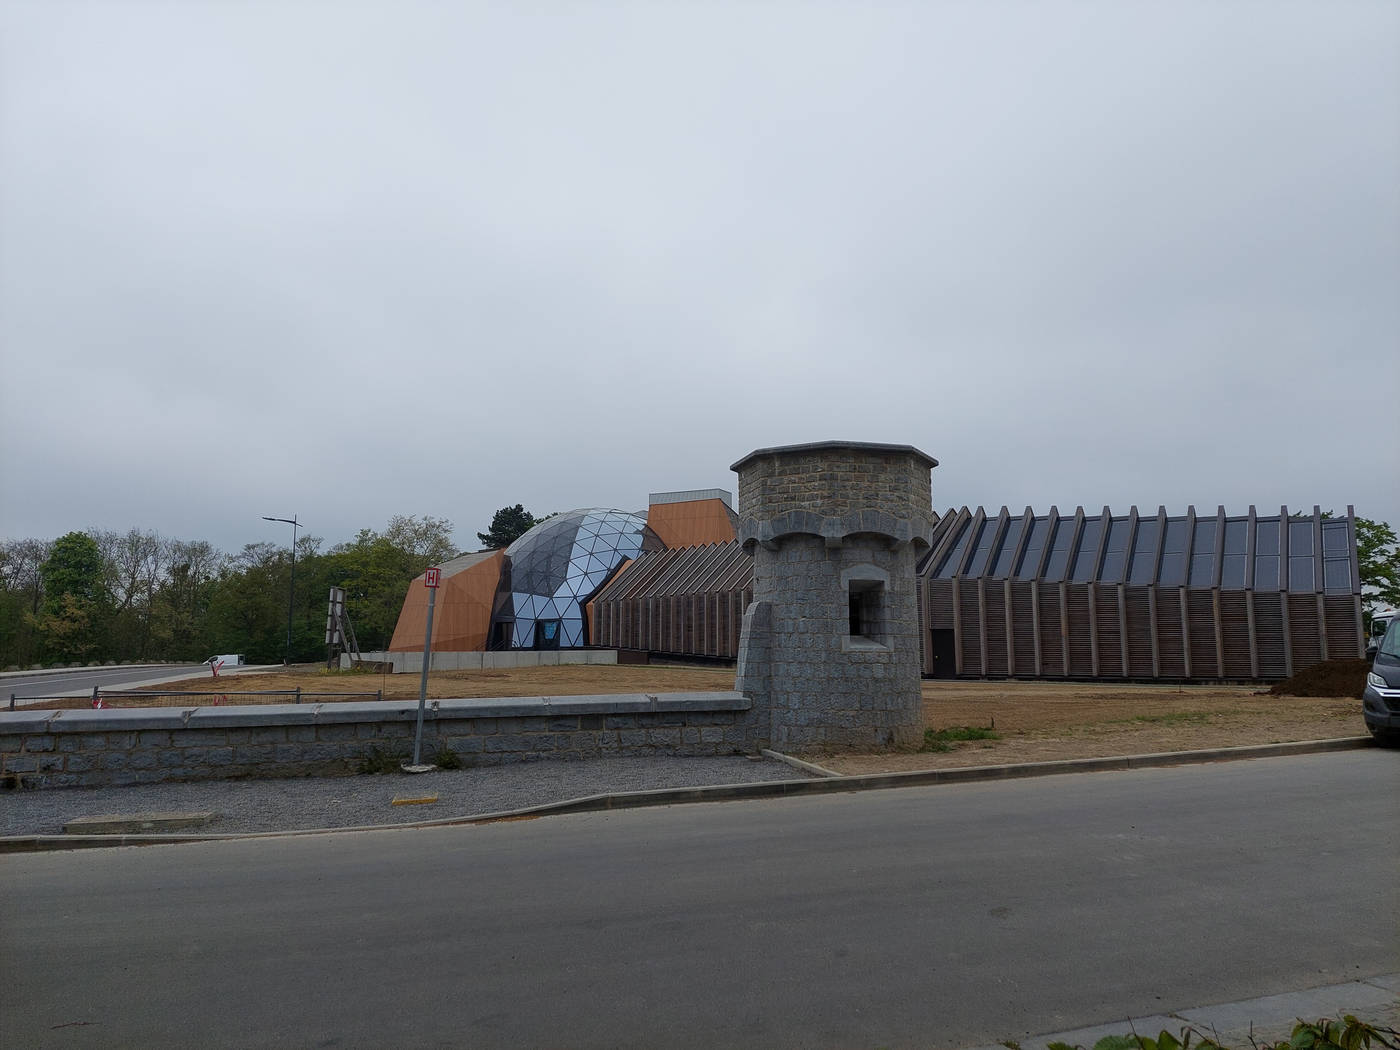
[533,619,561,650]
[929,629,957,679]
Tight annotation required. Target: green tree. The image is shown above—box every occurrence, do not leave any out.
[322,516,458,650]
[477,505,537,549]
[0,537,50,667]
[37,532,111,663]
[1356,516,1400,616]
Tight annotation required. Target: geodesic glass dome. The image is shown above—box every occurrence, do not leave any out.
[495,509,650,648]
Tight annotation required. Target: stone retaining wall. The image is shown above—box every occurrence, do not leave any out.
[345,649,621,673]
[0,692,751,789]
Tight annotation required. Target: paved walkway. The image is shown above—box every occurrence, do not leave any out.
[0,754,810,837]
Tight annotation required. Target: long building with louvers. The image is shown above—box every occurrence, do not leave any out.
[588,504,1366,681]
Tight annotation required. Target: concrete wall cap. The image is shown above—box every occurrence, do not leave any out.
[2,693,752,734]
[40,707,195,732]
[0,710,59,733]
[730,440,938,473]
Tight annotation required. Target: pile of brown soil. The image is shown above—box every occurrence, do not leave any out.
[1267,658,1371,699]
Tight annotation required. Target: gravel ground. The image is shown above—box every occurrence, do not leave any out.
[0,756,811,837]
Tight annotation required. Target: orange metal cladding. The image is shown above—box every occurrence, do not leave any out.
[644,498,736,549]
[388,549,505,652]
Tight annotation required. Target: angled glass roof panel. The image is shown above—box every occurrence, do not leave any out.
[1097,518,1131,584]
[1254,555,1279,591]
[933,518,973,578]
[964,520,998,577]
[1255,520,1280,556]
[1042,519,1075,582]
[1015,517,1050,579]
[1127,521,1160,585]
[989,519,1024,578]
[1189,520,1217,586]
[1323,558,1352,592]
[1289,556,1315,591]
[1222,519,1248,555]
[1159,553,1186,587]
[1288,520,1314,554]
[1069,519,1103,582]
[1220,554,1246,588]
[1322,521,1348,554]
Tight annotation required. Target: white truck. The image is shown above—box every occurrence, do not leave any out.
[204,654,245,669]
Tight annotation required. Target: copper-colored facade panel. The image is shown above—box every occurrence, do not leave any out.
[644,498,737,549]
[388,549,505,653]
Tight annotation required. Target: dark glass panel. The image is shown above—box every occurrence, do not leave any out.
[990,520,1024,577]
[1289,556,1314,591]
[965,520,998,577]
[1193,519,1217,551]
[1158,552,1186,586]
[1162,519,1188,553]
[1127,521,1160,585]
[1104,518,1131,552]
[1254,520,1280,556]
[1189,552,1215,586]
[1042,520,1074,582]
[1323,558,1352,592]
[1015,518,1050,578]
[1289,520,1314,553]
[1069,520,1103,582]
[1221,553,1246,588]
[1322,521,1348,554]
[1100,551,1125,582]
[1223,520,1248,555]
[934,519,972,578]
[1254,555,1279,590]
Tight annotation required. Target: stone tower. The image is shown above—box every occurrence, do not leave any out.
[732,441,938,751]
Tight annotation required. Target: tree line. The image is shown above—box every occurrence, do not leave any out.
[0,516,458,669]
[2,509,1395,670]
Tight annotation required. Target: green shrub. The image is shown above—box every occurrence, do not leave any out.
[1024,1016,1399,1050]
[357,745,407,775]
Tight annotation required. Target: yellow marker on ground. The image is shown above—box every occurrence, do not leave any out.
[391,794,439,806]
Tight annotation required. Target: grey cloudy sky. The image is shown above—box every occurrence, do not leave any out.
[2,1,1397,557]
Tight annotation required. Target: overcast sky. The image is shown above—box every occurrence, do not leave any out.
[2,1,1397,558]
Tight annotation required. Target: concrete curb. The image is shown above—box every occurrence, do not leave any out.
[0,735,1373,854]
[0,663,175,681]
[761,748,842,777]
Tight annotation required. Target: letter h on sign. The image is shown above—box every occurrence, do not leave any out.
[424,567,441,589]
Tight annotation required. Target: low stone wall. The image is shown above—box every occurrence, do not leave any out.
[0,692,752,789]
[347,649,621,673]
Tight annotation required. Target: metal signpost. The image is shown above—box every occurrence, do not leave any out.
[406,567,441,772]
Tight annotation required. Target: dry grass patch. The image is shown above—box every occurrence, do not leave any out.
[821,680,1364,774]
[33,663,738,710]
[27,667,1368,771]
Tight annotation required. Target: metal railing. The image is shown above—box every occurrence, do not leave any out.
[9,687,385,710]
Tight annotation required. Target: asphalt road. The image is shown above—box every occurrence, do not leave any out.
[2,664,216,705]
[2,751,1396,1050]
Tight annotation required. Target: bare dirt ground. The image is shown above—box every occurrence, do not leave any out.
[826,680,1363,775]
[38,664,1368,771]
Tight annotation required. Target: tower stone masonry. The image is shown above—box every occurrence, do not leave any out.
[732,441,938,751]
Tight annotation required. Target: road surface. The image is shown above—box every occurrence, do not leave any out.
[3,664,226,706]
[2,751,1396,1049]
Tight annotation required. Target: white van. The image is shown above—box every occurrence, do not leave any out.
[1367,610,1395,659]
[204,654,244,668]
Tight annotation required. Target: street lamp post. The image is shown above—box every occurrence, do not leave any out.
[262,515,302,665]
